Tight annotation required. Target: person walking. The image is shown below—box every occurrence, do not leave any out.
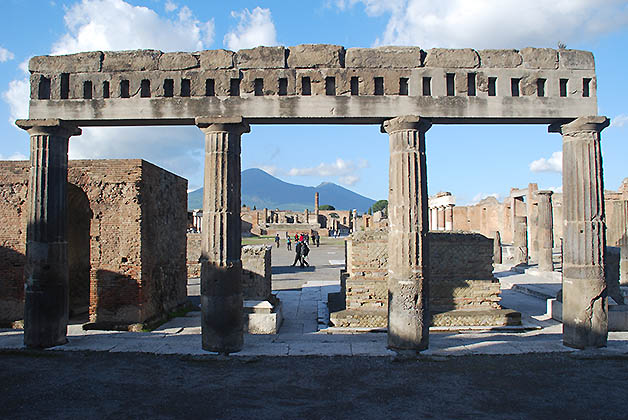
[286,236,292,250]
[275,234,280,248]
[301,240,310,267]
[291,240,303,267]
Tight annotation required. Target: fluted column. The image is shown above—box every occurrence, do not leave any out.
[16,119,81,348]
[537,190,554,272]
[445,204,454,231]
[437,206,445,230]
[382,115,431,353]
[196,116,249,354]
[551,116,609,349]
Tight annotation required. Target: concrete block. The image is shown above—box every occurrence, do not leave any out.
[236,46,286,69]
[102,50,162,72]
[159,52,199,70]
[425,48,479,68]
[521,47,558,69]
[559,49,595,70]
[287,44,345,68]
[199,49,235,70]
[243,300,283,334]
[29,52,103,73]
[478,49,522,68]
[345,46,422,68]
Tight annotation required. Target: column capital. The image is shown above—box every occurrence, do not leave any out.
[16,119,81,137]
[195,116,250,135]
[548,116,609,136]
[381,115,432,134]
[537,190,554,197]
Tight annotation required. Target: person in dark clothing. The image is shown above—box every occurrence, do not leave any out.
[291,240,303,267]
[286,236,292,250]
[300,241,310,267]
[275,234,280,248]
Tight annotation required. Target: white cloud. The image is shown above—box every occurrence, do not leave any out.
[164,0,177,13]
[338,0,628,48]
[0,46,15,63]
[530,151,562,173]
[611,114,628,128]
[288,158,366,186]
[0,152,27,160]
[51,0,214,54]
[224,7,278,51]
[2,78,29,124]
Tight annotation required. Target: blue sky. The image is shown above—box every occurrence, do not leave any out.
[1,0,627,205]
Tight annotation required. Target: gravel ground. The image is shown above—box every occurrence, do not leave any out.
[1,350,627,419]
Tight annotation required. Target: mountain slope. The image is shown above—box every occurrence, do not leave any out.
[188,168,375,212]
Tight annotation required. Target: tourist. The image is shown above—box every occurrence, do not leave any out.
[291,240,303,267]
[286,236,292,250]
[315,233,320,247]
[275,234,280,248]
[300,240,310,267]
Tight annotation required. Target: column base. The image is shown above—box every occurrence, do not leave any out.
[562,275,608,349]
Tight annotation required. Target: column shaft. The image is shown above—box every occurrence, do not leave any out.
[437,207,445,230]
[557,116,609,349]
[445,205,454,231]
[537,191,554,271]
[513,216,528,265]
[197,117,249,354]
[382,116,431,352]
[16,119,80,348]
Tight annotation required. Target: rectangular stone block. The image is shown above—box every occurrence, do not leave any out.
[199,49,235,70]
[559,49,595,70]
[29,52,103,73]
[236,46,286,69]
[287,44,345,68]
[345,46,422,68]
[478,49,522,68]
[425,48,479,68]
[159,52,200,70]
[521,47,558,69]
[102,50,162,72]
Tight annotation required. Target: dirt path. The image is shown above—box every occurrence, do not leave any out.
[1,350,627,419]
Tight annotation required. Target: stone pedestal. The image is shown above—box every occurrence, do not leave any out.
[16,119,81,348]
[537,190,554,272]
[493,231,502,264]
[382,115,431,352]
[196,116,249,354]
[552,116,609,349]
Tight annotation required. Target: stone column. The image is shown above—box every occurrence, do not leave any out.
[527,183,539,263]
[513,216,528,265]
[352,209,357,232]
[429,207,434,230]
[437,206,446,230]
[537,190,554,272]
[445,204,454,231]
[196,116,249,354]
[551,116,609,349]
[16,119,81,348]
[493,231,502,264]
[382,116,431,353]
[263,208,268,224]
[305,209,309,224]
[315,192,320,215]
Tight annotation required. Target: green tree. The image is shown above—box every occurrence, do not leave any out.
[319,204,335,210]
[368,200,388,215]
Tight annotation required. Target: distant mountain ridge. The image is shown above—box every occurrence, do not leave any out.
[188,168,376,212]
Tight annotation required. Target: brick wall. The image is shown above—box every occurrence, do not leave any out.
[0,159,187,326]
[344,229,500,312]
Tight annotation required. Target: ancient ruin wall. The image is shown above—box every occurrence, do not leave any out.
[241,245,272,301]
[0,160,187,326]
[28,45,597,123]
[344,229,500,311]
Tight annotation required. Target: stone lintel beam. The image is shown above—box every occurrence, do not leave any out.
[536,190,554,272]
[196,116,249,354]
[16,118,81,349]
[382,115,432,353]
[557,115,609,349]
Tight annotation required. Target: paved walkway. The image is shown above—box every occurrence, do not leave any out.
[2,241,628,357]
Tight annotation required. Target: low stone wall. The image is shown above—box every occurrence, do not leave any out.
[186,235,272,300]
[343,229,501,312]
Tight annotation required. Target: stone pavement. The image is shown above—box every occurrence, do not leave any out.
[2,241,628,357]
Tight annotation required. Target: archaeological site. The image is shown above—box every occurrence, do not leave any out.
[1,43,622,356]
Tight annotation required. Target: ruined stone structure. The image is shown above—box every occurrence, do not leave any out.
[429,192,455,231]
[20,44,604,352]
[0,159,188,331]
[331,229,518,328]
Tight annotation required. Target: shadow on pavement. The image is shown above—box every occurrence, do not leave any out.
[272,265,316,274]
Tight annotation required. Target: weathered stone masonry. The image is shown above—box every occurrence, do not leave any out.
[0,159,188,329]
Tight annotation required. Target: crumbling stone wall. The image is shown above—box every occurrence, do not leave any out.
[343,229,500,311]
[0,159,187,327]
[187,233,202,278]
[241,245,272,300]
